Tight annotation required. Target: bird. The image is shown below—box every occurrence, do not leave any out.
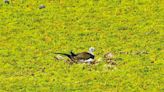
[39,4,46,9]
[54,47,95,64]
[4,0,9,4]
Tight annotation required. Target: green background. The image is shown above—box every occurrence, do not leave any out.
[0,0,163,92]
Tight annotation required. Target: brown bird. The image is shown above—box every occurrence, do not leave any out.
[54,47,95,64]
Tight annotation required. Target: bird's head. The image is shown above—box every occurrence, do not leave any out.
[89,47,95,54]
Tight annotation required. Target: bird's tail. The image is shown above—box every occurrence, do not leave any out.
[54,53,72,60]
[70,51,76,56]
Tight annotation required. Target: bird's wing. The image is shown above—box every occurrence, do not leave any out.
[74,52,94,60]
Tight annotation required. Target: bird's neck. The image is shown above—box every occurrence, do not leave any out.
[89,51,94,55]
